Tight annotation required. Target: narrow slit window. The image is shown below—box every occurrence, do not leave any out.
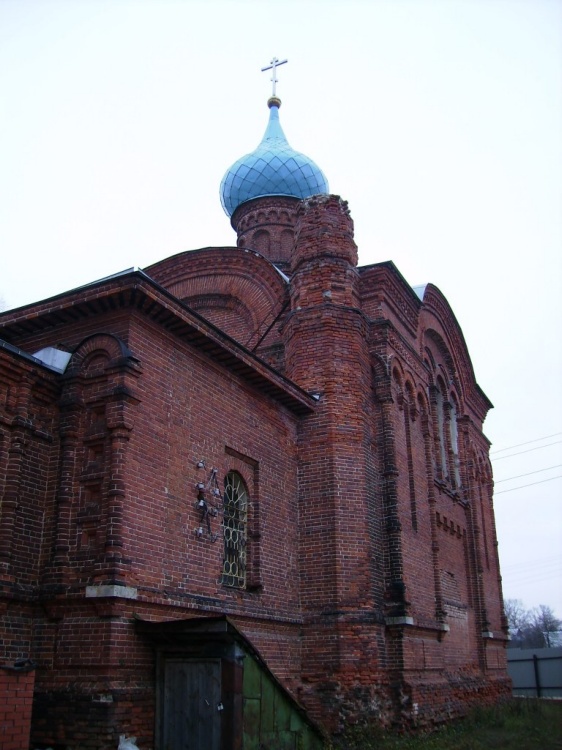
[435,382,447,477]
[449,399,461,488]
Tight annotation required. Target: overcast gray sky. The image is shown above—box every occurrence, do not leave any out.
[1,0,561,617]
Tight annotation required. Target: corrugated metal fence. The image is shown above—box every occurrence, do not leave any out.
[507,647,562,698]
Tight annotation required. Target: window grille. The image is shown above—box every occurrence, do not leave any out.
[222,471,248,588]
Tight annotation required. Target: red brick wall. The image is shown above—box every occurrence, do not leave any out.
[0,350,60,592]
[0,193,510,742]
[123,312,302,613]
[24,307,306,748]
[0,667,35,750]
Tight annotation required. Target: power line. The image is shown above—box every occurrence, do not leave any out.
[502,573,562,588]
[503,568,562,582]
[502,565,562,580]
[501,564,562,586]
[502,555,561,571]
[495,475,562,495]
[502,567,562,583]
[500,558,562,587]
[502,558,561,573]
[495,464,562,483]
[492,440,562,461]
[491,432,562,455]
[500,557,562,577]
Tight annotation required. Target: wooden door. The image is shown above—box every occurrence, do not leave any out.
[160,658,222,750]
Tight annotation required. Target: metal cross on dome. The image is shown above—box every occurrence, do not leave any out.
[261,56,288,97]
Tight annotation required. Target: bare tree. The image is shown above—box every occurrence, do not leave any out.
[505,599,562,648]
[504,598,530,632]
[531,604,562,648]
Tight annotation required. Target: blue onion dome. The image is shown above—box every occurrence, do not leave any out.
[220,97,329,217]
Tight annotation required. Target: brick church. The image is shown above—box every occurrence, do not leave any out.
[0,70,510,749]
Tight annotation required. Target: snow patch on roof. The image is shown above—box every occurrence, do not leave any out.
[33,347,72,373]
[412,284,428,302]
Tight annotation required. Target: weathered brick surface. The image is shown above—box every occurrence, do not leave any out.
[0,667,35,750]
[0,192,509,745]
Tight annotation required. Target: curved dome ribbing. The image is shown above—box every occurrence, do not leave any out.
[220,98,329,217]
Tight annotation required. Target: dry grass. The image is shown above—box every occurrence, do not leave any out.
[332,699,562,750]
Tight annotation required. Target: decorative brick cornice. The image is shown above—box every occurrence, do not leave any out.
[0,272,314,416]
[419,285,493,420]
[359,262,421,337]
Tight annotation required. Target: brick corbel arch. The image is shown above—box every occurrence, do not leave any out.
[66,333,138,378]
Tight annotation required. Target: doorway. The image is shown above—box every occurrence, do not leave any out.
[159,658,222,750]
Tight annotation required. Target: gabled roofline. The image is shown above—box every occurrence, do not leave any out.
[359,260,424,308]
[419,283,493,414]
[358,261,493,416]
[0,270,315,416]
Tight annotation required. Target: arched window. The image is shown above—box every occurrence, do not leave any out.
[425,333,464,490]
[449,396,461,488]
[403,382,418,531]
[222,471,248,588]
[435,378,447,477]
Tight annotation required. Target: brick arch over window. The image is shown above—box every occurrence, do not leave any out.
[418,284,492,423]
[416,388,430,416]
[423,330,465,489]
[424,347,436,379]
[404,379,415,399]
[391,364,403,390]
[424,329,460,402]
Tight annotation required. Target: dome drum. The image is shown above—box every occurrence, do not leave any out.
[233,195,300,268]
